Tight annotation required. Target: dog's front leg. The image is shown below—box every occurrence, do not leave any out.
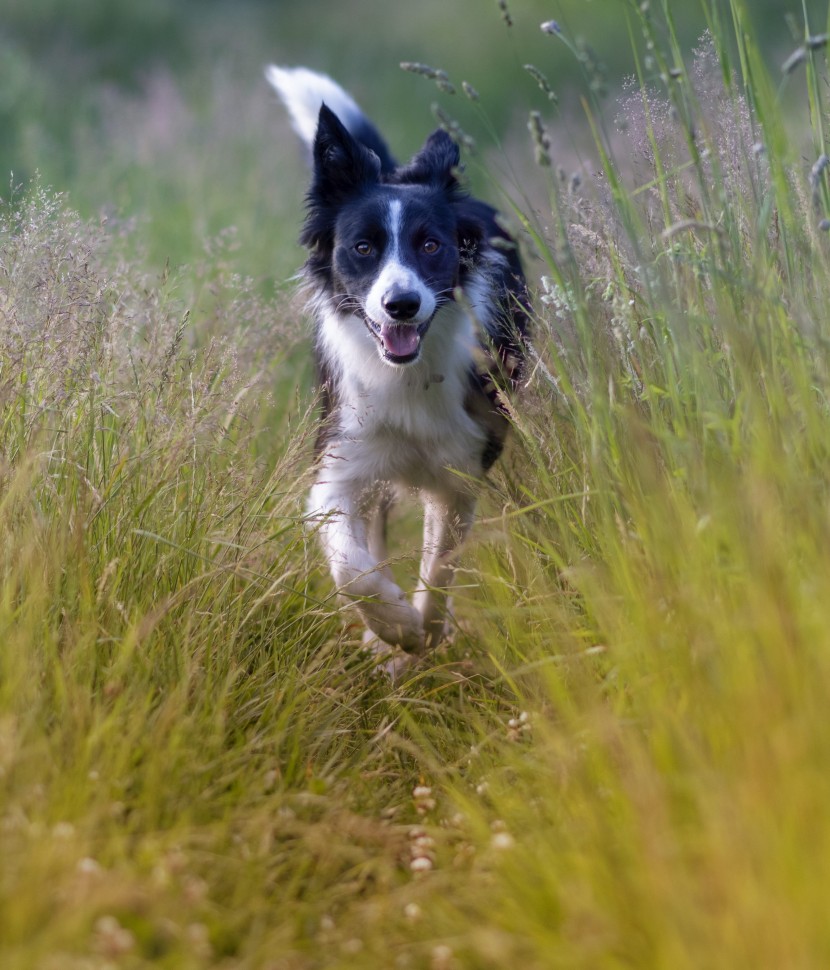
[413,491,477,652]
[309,479,424,653]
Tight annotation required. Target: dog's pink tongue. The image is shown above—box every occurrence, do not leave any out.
[380,323,420,358]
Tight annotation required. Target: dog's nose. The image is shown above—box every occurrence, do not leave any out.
[382,290,421,320]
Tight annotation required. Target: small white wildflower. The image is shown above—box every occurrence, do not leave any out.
[507,712,531,741]
[539,277,577,320]
[93,915,135,957]
[412,834,435,853]
[404,902,422,921]
[410,855,433,874]
[413,785,436,815]
[431,944,455,970]
[696,514,713,534]
[491,830,516,851]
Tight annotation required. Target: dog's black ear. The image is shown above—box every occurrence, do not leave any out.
[311,104,382,203]
[395,129,463,193]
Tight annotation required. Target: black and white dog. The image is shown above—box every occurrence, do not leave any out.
[266,66,529,672]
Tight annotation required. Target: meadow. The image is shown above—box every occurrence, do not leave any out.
[3,0,830,967]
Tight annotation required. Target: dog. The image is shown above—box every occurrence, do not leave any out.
[266,66,530,673]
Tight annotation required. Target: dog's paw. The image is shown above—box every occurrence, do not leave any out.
[333,567,424,653]
[361,600,424,653]
[362,631,419,682]
[353,580,425,653]
[417,594,455,653]
[422,604,455,652]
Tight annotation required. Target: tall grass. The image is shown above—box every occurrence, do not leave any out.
[3,1,830,967]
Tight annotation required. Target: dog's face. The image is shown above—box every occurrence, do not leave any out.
[301,106,482,367]
[331,189,459,364]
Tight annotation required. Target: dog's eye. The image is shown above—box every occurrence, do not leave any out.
[355,241,373,256]
[422,239,441,255]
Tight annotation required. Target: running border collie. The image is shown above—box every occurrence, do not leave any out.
[266,66,530,673]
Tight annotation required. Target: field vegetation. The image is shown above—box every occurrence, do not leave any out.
[2,0,830,967]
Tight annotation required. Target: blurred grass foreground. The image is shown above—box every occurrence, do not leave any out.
[4,0,830,967]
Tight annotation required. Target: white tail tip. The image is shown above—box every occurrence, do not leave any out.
[265,65,364,149]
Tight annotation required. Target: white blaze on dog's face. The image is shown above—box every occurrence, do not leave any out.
[332,192,459,365]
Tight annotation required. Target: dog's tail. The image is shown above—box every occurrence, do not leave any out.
[265,65,397,173]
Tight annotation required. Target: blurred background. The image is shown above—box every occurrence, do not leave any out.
[2,0,827,289]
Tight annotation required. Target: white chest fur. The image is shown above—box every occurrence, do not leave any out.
[316,303,487,492]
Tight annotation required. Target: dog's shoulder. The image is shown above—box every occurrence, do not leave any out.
[456,196,531,391]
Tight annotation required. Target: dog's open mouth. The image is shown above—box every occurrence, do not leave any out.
[365,319,430,364]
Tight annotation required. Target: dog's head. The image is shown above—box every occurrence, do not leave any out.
[301,105,484,366]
